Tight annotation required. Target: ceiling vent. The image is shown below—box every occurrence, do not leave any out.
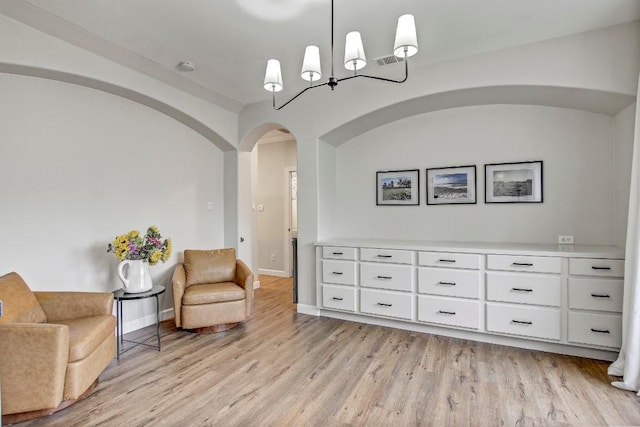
[373,54,405,67]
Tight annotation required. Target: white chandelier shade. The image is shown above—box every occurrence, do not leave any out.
[263,59,283,92]
[301,45,322,82]
[344,31,367,71]
[393,14,418,58]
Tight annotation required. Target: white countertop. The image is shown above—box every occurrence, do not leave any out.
[315,237,625,259]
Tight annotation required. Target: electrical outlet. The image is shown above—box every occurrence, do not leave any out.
[271,254,276,262]
[207,201,214,210]
[558,235,574,244]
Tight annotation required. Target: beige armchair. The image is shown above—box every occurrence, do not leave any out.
[0,272,116,424]
[172,248,253,333]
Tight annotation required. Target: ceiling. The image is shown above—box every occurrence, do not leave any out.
[3,0,640,113]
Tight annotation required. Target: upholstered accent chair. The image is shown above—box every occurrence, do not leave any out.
[172,248,253,333]
[0,272,116,424]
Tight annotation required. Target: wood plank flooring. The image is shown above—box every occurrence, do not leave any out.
[19,275,640,426]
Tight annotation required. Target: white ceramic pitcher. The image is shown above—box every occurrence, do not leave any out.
[118,259,153,293]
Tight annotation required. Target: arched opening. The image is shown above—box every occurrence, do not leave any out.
[239,123,298,305]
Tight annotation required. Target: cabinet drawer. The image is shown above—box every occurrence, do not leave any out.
[322,260,357,285]
[361,263,413,292]
[418,295,480,329]
[360,289,413,320]
[322,285,356,312]
[418,268,480,299]
[418,252,481,270]
[486,303,561,340]
[487,255,561,274]
[568,312,622,348]
[486,272,561,307]
[360,248,413,265]
[569,258,624,278]
[568,278,623,313]
[322,246,357,261]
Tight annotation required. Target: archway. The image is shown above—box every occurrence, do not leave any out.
[238,123,298,302]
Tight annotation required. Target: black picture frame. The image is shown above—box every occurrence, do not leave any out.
[376,169,420,206]
[426,165,477,205]
[484,160,543,203]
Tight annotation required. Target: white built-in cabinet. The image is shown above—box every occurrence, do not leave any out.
[316,239,625,360]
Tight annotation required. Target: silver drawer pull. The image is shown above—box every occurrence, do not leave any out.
[377,302,392,307]
[512,320,533,325]
[591,266,612,271]
[438,259,456,263]
[377,255,392,258]
[438,310,456,315]
[331,271,343,275]
[332,252,344,255]
[590,293,611,298]
[331,297,344,301]
[438,281,456,286]
[512,262,533,267]
[511,287,533,293]
[377,275,392,280]
[590,328,610,334]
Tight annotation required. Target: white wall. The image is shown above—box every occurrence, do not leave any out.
[256,140,297,274]
[332,104,623,245]
[0,74,225,329]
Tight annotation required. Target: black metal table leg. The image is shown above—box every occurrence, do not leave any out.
[113,285,165,360]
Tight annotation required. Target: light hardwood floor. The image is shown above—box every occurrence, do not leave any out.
[20,275,640,426]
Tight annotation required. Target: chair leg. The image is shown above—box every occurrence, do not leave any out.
[189,323,240,334]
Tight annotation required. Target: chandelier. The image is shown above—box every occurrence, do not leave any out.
[263,0,418,110]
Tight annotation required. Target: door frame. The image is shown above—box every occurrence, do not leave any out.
[284,166,297,277]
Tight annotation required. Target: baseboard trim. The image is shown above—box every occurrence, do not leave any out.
[122,308,174,334]
[296,304,320,316]
[258,268,288,277]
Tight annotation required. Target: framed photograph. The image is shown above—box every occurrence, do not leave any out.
[376,169,420,206]
[426,165,476,205]
[485,161,543,203]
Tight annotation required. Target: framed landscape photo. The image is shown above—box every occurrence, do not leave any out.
[485,161,543,203]
[426,165,476,205]
[376,169,420,206]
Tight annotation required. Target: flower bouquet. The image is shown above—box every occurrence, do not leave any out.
[107,225,172,265]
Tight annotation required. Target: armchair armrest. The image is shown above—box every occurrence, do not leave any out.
[35,291,114,322]
[172,263,187,327]
[0,323,69,414]
[236,260,254,316]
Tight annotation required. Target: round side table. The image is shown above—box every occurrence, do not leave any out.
[113,285,165,359]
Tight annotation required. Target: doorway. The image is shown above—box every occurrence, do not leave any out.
[253,129,297,302]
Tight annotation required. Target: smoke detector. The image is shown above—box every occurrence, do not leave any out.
[177,61,196,72]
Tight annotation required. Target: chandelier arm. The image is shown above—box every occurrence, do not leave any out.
[272,81,330,110]
[337,57,409,85]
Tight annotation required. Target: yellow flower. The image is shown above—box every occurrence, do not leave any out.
[116,248,128,261]
[149,225,159,234]
[149,250,161,266]
[162,239,172,262]
[127,230,139,239]
[114,235,127,247]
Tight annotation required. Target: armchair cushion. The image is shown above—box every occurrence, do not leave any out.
[57,315,117,362]
[183,282,246,305]
[184,248,236,286]
[0,272,47,324]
